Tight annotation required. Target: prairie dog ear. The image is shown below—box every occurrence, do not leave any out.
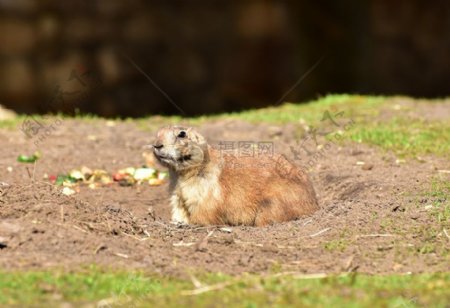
[187,127,206,144]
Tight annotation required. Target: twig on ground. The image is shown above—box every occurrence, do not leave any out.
[303,219,313,226]
[182,271,332,296]
[37,180,55,187]
[309,228,330,237]
[153,221,172,229]
[114,252,129,259]
[94,244,107,254]
[32,160,37,183]
[344,255,355,272]
[97,297,119,308]
[219,227,233,233]
[25,167,32,179]
[189,274,204,289]
[181,280,236,296]
[60,203,64,222]
[173,241,196,247]
[291,273,328,279]
[269,271,330,279]
[437,170,450,174]
[233,239,263,247]
[358,234,395,238]
[121,231,150,242]
[72,224,89,233]
[443,229,449,240]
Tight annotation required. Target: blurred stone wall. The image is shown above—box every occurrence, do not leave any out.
[0,0,449,117]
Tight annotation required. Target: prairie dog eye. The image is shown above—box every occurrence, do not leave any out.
[177,131,187,138]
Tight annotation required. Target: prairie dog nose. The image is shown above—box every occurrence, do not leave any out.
[153,143,163,149]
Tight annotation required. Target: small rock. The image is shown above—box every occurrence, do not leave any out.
[350,149,364,156]
[106,203,121,213]
[0,222,21,234]
[415,156,426,163]
[195,231,214,252]
[219,227,233,233]
[261,244,278,253]
[61,187,76,196]
[410,214,420,220]
[392,205,405,212]
[0,236,8,249]
[118,178,134,187]
[362,164,374,171]
[377,245,393,251]
[147,207,156,221]
[221,234,235,245]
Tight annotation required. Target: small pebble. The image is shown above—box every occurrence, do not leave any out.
[62,187,76,196]
[362,164,374,171]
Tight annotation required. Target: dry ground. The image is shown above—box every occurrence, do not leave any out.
[1,104,449,277]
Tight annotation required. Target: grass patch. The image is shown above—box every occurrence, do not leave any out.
[1,270,449,307]
[424,177,450,227]
[0,115,27,129]
[2,94,449,158]
[347,117,450,158]
[108,94,450,158]
[193,94,385,124]
[405,176,450,258]
[324,238,350,252]
[132,94,385,130]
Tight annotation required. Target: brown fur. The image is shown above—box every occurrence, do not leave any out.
[152,126,319,226]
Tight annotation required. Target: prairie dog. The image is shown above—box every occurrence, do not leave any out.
[152,126,319,226]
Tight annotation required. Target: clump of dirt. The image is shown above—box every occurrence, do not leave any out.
[0,115,448,276]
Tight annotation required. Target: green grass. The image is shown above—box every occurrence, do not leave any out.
[1,95,449,306]
[425,177,450,227]
[0,114,27,129]
[133,94,449,158]
[347,117,450,158]
[193,94,385,124]
[324,239,350,252]
[1,269,449,307]
[2,95,449,158]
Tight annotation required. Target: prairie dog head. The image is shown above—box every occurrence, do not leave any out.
[152,126,208,171]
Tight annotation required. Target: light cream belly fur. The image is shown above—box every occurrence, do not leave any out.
[170,165,222,224]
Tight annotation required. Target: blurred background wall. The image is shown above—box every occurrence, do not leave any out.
[0,0,449,117]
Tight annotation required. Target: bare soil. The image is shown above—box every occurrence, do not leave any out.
[0,112,449,276]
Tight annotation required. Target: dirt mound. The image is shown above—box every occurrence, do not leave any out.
[0,119,448,275]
